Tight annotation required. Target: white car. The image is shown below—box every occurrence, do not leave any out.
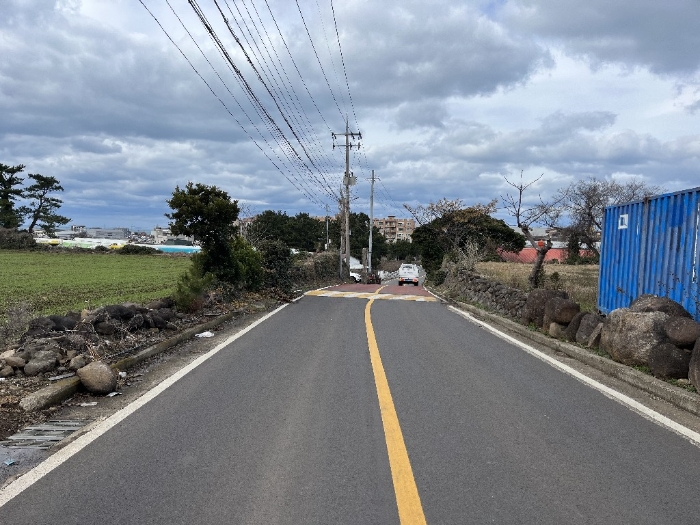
[398,264,420,286]
[350,271,361,283]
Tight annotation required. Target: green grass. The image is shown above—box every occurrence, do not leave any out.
[0,250,192,318]
[475,261,599,312]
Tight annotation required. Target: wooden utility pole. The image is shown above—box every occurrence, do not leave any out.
[332,118,361,278]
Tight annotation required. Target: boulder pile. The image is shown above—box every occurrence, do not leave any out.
[521,289,603,348]
[0,298,183,394]
[522,291,700,387]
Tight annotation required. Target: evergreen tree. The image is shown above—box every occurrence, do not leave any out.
[18,174,70,235]
[0,163,25,229]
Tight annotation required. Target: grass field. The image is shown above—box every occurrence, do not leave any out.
[0,250,192,319]
[475,261,600,312]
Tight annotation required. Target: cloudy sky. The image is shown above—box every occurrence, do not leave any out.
[2,0,699,231]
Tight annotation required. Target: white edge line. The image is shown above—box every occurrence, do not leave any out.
[448,306,700,447]
[0,303,289,507]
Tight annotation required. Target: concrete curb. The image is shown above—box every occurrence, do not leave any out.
[19,311,238,412]
[447,298,700,418]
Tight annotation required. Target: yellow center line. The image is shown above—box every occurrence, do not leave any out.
[364,298,427,525]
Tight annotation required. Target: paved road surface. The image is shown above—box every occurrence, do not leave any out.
[3,284,700,524]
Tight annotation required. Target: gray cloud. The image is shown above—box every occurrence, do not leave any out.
[1,0,699,230]
[331,0,552,108]
[503,0,700,75]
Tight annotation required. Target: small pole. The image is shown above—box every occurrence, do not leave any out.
[369,169,375,274]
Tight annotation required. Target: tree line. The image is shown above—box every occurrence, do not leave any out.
[404,175,662,288]
[2,159,662,294]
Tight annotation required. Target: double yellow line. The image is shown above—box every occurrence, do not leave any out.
[364,292,427,524]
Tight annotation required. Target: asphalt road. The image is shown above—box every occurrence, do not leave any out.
[4,285,700,524]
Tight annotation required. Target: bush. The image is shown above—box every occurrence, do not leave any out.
[230,236,263,291]
[312,251,339,280]
[118,244,159,255]
[0,228,36,250]
[258,239,293,297]
[173,263,214,313]
[432,270,447,286]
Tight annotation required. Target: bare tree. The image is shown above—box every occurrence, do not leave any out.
[559,177,662,258]
[502,172,564,288]
[404,198,467,226]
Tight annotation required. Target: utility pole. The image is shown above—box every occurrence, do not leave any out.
[325,203,330,250]
[332,118,361,278]
[368,170,376,274]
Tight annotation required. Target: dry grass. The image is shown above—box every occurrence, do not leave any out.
[475,261,600,312]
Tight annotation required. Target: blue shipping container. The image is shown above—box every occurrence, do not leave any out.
[598,186,700,321]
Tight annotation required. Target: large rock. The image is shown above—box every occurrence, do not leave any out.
[630,294,692,318]
[77,361,117,394]
[157,308,176,321]
[600,309,668,366]
[104,304,137,321]
[564,311,588,342]
[543,297,580,332]
[688,339,700,390]
[94,321,117,336]
[127,313,145,331]
[663,317,700,348]
[548,322,567,339]
[4,355,26,368]
[576,313,604,345]
[48,314,78,331]
[53,333,89,353]
[145,298,175,310]
[521,289,568,328]
[587,323,604,348]
[23,317,56,338]
[0,365,14,378]
[69,354,89,371]
[648,342,692,379]
[145,313,166,330]
[16,339,62,362]
[23,349,59,376]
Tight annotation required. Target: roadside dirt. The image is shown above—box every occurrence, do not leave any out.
[0,293,282,442]
[0,295,284,488]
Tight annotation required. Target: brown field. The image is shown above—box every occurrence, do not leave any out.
[475,261,600,312]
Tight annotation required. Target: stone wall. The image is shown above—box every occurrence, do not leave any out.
[455,272,528,320]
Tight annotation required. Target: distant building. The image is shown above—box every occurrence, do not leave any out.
[236,217,256,239]
[150,226,192,245]
[86,227,130,239]
[373,216,416,243]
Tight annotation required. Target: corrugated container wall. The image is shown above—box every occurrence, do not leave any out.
[598,187,700,321]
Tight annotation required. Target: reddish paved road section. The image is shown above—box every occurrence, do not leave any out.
[328,283,434,297]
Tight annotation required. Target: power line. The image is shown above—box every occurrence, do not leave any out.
[191,0,331,203]
[145,0,325,205]
[227,0,340,196]
[140,0,361,211]
[294,0,345,122]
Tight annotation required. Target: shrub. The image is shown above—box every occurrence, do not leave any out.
[258,239,293,297]
[0,228,36,250]
[118,244,159,255]
[312,251,339,280]
[173,263,214,313]
[230,236,263,291]
[432,270,447,286]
